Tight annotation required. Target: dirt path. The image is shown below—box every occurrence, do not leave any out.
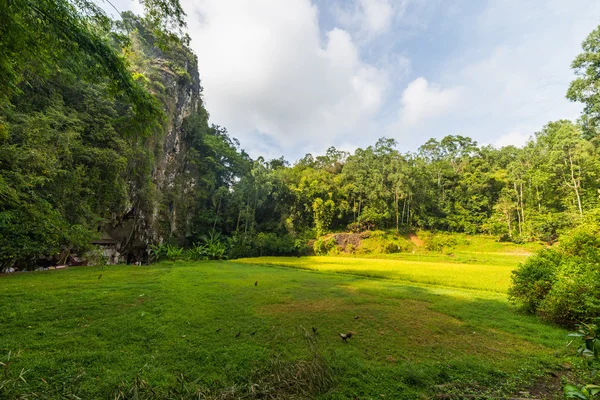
[409,234,424,247]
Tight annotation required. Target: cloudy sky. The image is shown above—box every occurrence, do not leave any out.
[105,0,600,160]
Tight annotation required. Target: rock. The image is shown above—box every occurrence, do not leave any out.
[68,256,87,266]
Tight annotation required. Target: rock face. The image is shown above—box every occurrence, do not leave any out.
[103,40,203,264]
[152,56,201,236]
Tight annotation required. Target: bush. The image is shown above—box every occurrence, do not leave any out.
[225,233,307,259]
[424,233,457,253]
[509,226,600,325]
[313,237,336,255]
[254,233,300,256]
[186,243,207,261]
[356,232,413,255]
[347,221,374,233]
[508,248,562,314]
[201,232,228,260]
[227,236,256,259]
[294,239,310,255]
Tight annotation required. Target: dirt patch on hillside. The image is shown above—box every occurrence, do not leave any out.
[332,233,363,250]
[409,234,424,247]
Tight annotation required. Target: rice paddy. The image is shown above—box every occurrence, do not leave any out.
[233,255,518,293]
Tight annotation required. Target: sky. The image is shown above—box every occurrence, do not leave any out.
[104,0,600,161]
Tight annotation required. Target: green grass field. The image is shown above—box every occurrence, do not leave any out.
[233,255,519,293]
[0,254,568,399]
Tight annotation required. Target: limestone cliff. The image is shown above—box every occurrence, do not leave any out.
[104,29,204,263]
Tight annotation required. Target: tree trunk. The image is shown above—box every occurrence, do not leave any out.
[212,195,222,234]
[520,181,525,223]
[407,197,411,227]
[395,187,399,232]
[569,152,583,216]
[401,197,406,225]
[514,182,522,236]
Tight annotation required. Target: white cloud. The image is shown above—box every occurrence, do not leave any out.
[360,0,393,35]
[184,0,388,158]
[333,0,400,40]
[104,0,600,158]
[400,77,461,126]
[494,130,531,149]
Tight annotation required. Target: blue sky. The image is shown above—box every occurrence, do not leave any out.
[106,0,600,161]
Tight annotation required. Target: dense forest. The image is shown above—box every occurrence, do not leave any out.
[2,0,600,269]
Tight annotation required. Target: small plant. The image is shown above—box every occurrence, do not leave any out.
[346,243,356,254]
[201,232,228,260]
[149,243,168,262]
[569,319,600,365]
[166,244,184,261]
[185,243,207,261]
[564,318,600,399]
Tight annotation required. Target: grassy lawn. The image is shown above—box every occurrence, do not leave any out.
[1,259,567,399]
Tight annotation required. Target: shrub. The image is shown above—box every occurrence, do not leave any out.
[149,243,168,262]
[347,220,375,233]
[294,239,310,256]
[313,237,336,255]
[509,226,600,325]
[356,232,413,255]
[382,241,401,254]
[254,233,300,256]
[227,237,256,259]
[508,248,562,314]
[424,233,457,253]
[201,232,228,260]
[186,243,207,261]
[166,244,184,261]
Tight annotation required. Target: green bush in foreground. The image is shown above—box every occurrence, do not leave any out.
[509,226,600,326]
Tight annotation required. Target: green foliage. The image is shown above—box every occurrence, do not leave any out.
[149,243,168,262]
[0,1,197,267]
[166,244,184,261]
[312,197,335,237]
[509,225,600,325]
[568,26,600,136]
[254,232,299,256]
[201,232,228,260]
[313,237,336,256]
[508,248,561,314]
[185,243,207,261]
[564,319,600,399]
[422,232,461,253]
[357,231,413,255]
[565,384,600,400]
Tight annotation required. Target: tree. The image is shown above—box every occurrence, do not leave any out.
[312,197,335,237]
[567,26,600,137]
